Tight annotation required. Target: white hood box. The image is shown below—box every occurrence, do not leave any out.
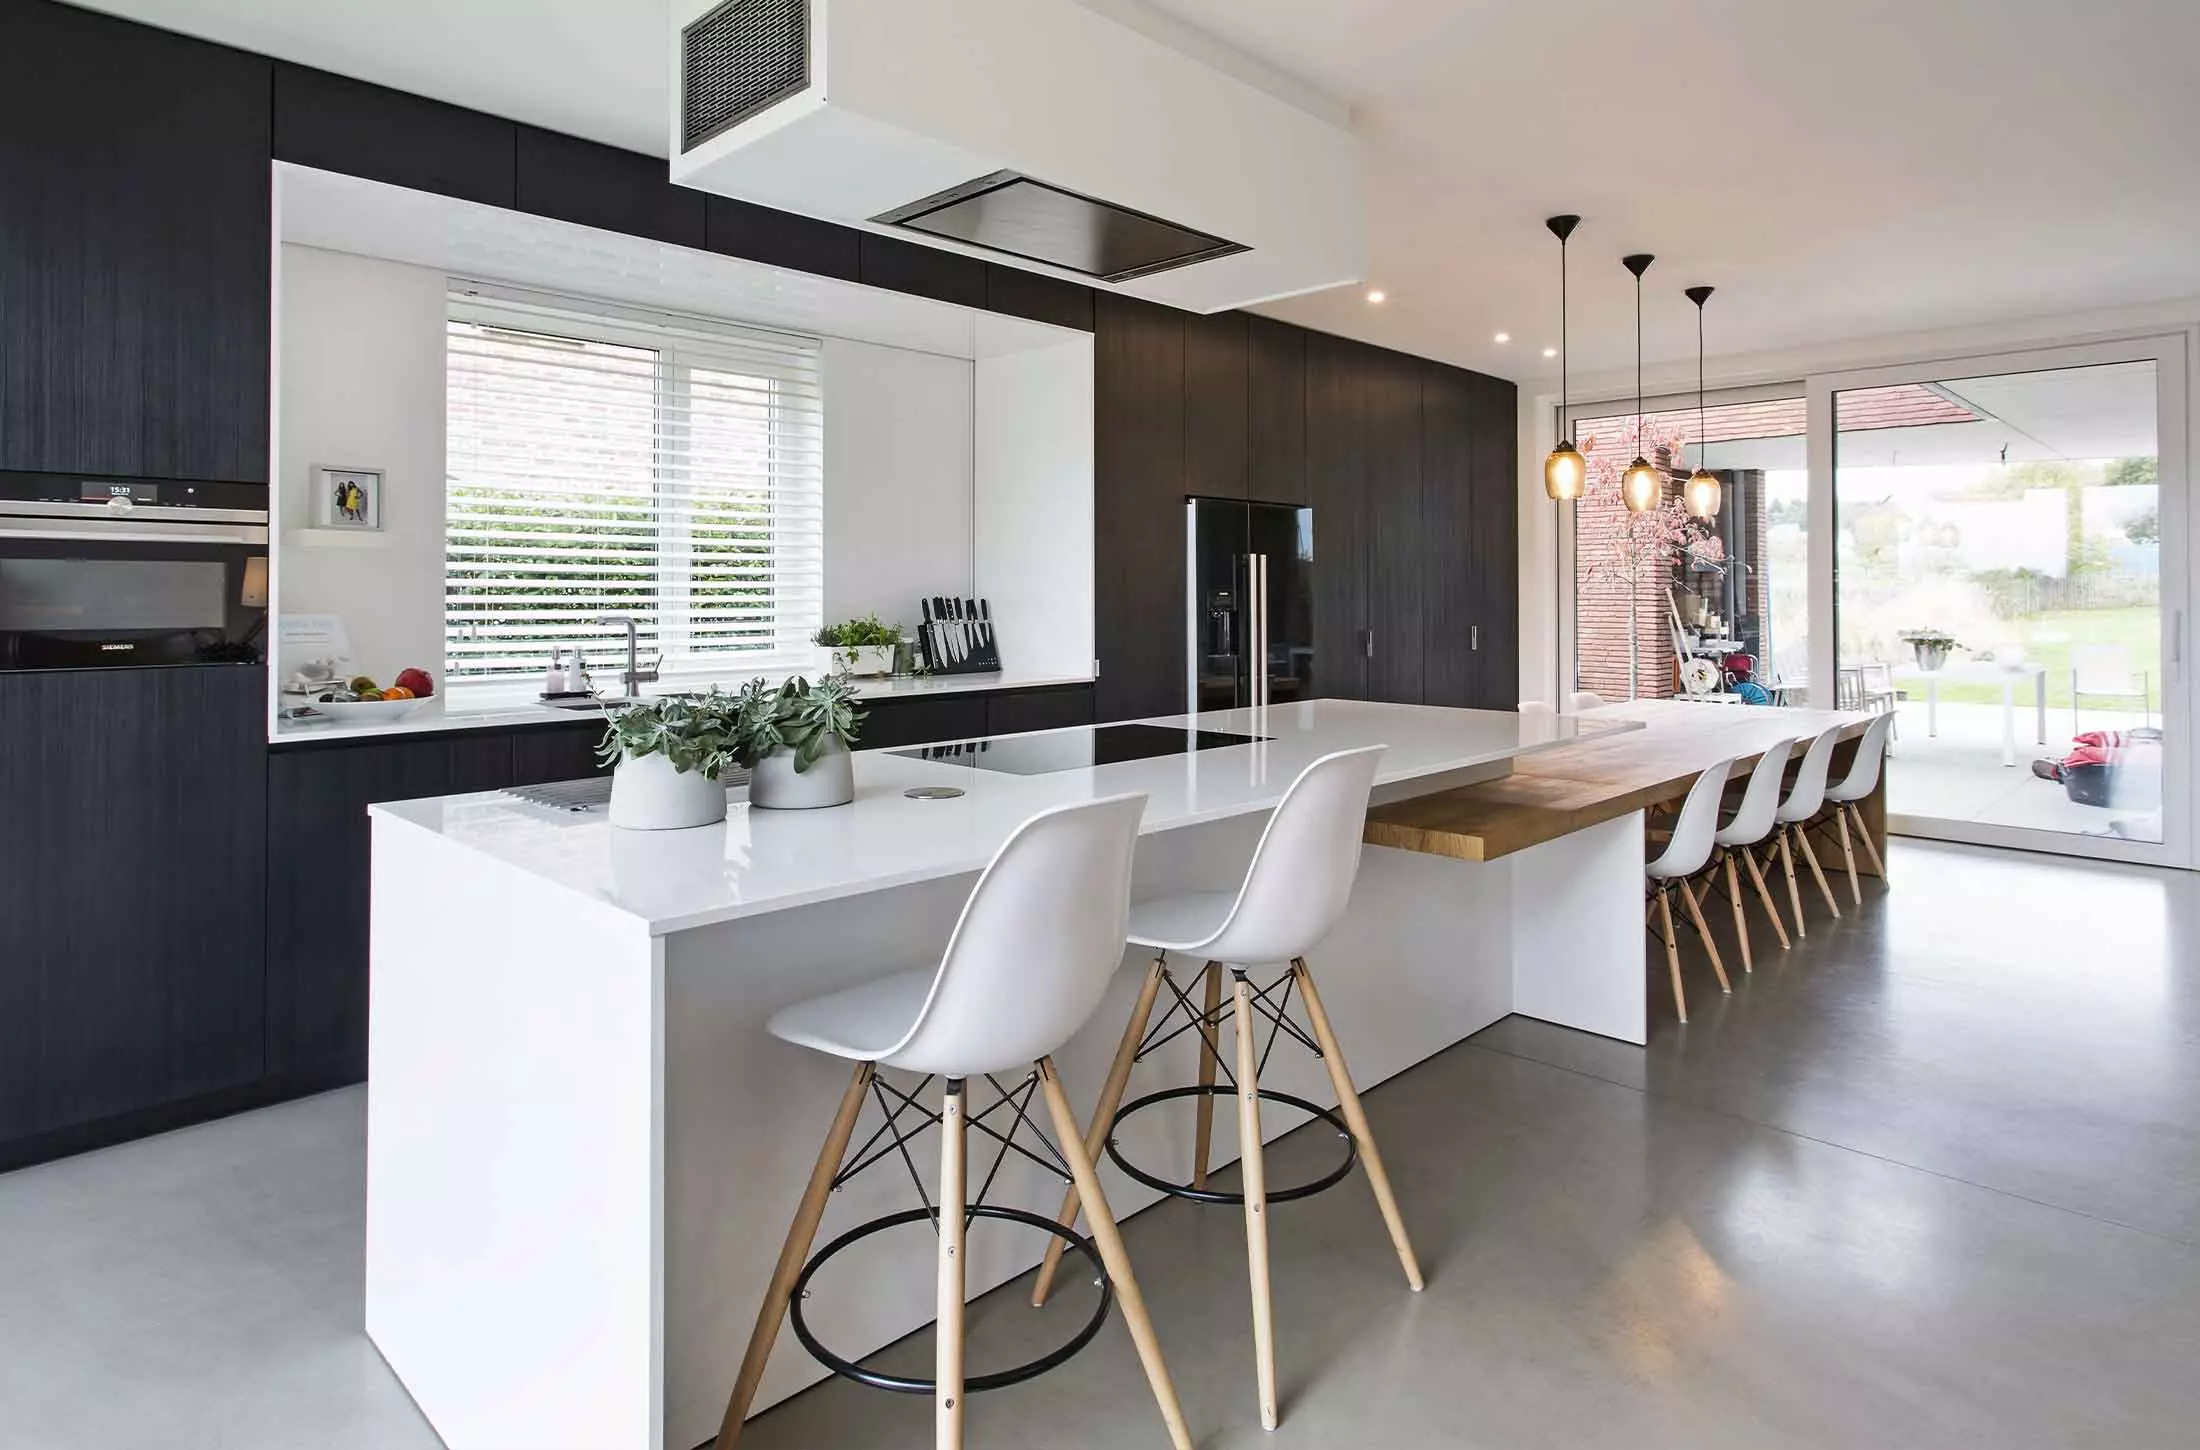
[668,0,1365,313]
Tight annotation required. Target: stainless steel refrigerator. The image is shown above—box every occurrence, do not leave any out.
[1186,496,1315,713]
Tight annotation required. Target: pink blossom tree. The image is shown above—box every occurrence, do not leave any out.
[1576,415,1722,698]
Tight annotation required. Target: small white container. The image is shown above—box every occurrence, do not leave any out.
[608,751,729,830]
[747,738,855,810]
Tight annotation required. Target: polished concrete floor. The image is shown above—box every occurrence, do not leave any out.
[2,841,2196,1449]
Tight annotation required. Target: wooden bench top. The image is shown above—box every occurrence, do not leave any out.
[1364,699,1874,863]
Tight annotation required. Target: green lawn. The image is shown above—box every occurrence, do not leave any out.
[1914,606,2160,709]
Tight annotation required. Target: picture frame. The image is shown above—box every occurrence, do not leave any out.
[312,465,383,531]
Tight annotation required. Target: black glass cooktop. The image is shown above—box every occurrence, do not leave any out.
[891,722,1269,776]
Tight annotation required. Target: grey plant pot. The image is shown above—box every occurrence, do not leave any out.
[1911,642,1952,672]
[748,738,855,810]
[608,751,729,831]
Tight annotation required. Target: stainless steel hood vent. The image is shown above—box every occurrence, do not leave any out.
[872,171,1248,283]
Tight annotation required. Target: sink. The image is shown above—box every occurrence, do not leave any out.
[542,696,621,712]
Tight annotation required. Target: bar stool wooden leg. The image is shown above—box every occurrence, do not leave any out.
[1293,958,1422,1292]
[1849,802,1887,881]
[1035,1059,1196,1450]
[1032,956,1166,1307]
[1743,847,1791,950]
[1779,828,1807,939]
[936,1081,968,1450]
[1680,878,1731,993]
[1796,825,1842,918]
[715,1061,875,1450]
[1724,852,1753,974]
[1230,969,1279,1431]
[1657,887,1688,1024]
[1834,808,1861,906]
[1192,960,1223,1190]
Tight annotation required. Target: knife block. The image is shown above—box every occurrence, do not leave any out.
[918,597,1003,675]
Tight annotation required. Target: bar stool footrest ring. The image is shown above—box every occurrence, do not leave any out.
[1105,1084,1357,1206]
[788,1204,1113,1395]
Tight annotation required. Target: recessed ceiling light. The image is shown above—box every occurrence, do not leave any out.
[1493,332,1511,344]
[1543,346,1559,358]
[1366,288,1386,303]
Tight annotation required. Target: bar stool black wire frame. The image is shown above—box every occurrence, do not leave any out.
[786,1069,1114,1395]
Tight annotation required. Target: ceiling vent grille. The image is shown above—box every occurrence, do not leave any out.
[681,0,809,154]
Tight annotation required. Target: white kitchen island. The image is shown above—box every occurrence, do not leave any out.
[363,699,1650,1450]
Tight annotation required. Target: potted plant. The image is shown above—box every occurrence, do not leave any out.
[598,675,868,826]
[1898,628,1962,672]
[813,613,905,677]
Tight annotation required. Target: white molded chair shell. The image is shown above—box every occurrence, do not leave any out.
[1127,745,1386,966]
[1775,728,1845,824]
[1823,712,1894,804]
[1518,700,1555,719]
[1567,691,1607,713]
[1714,737,1798,849]
[768,793,1148,1078]
[1647,758,1736,880]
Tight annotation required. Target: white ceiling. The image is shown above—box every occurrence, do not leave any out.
[74,0,2200,381]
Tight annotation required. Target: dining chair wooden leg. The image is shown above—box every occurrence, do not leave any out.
[1657,886,1688,1024]
[1192,960,1223,1190]
[1723,853,1753,974]
[1849,803,1888,880]
[1230,970,1280,1431]
[1778,828,1807,939]
[1036,1059,1196,1450]
[936,1081,968,1450]
[1680,875,1731,993]
[715,1061,875,1450]
[1743,847,1791,950]
[1796,825,1842,919]
[1292,958,1422,1292]
[1833,809,1862,906]
[1032,955,1166,1307]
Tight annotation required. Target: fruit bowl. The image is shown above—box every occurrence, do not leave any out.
[314,697,430,723]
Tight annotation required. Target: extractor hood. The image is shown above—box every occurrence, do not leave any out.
[667,0,1365,313]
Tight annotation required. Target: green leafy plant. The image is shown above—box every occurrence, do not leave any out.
[598,675,866,778]
[1898,628,1963,649]
[813,613,905,648]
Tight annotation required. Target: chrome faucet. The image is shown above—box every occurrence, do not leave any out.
[596,614,660,698]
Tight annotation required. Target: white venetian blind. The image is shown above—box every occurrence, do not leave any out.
[444,287,823,686]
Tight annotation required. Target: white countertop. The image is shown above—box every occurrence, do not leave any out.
[370,699,1636,935]
[271,668,1094,745]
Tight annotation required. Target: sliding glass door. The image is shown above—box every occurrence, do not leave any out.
[1813,339,2189,864]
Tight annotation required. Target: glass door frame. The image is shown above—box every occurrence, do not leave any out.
[1804,332,2192,868]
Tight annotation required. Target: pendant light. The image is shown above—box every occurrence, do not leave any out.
[1619,253,1662,513]
[1683,284,1722,518]
[1541,215,1586,501]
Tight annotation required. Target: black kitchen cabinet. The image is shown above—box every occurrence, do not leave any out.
[0,0,270,483]
[1247,316,1308,506]
[1364,349,1424,705]
[1183,312,1249,500]
[860,695,990,752]
[986,685,1097,736]
[1093,294,1188,722]
[273,62,517,208]
[859,233,989,310]
[1419,365,1518,710]
[1305,332,1370,701]
[0,666,267,1162]
[1465,372,1520,708]
[704,196,862,282]
[984,265,1095,332]
[265,735,510,1077]
[516,129,705,249]
[511,721,613,785]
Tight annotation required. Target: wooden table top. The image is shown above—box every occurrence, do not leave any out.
[1364,699,1874,863]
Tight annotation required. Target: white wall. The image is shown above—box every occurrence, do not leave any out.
[821,337,975,632]
[275,245,448,685]
[976,338,1096,678]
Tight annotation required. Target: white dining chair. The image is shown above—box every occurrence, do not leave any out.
[1709,737,1798,973]
[1519,699,1556,718]
[1567,690,1607,713]
[2072,644,2150,733]
[716,793,1193,1450]
[1646,758,1737,1022]
[1030,746,1412,1434]
[1774,728,1846,935]
[1819,712,1894,904]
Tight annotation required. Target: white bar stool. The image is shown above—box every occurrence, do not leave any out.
[1818,712,1894,903]
[1646,758,1736,1022]
[1029,745,1415,1433]
[1774,727,1847,935]
[714,793,1193,1450]
[1567,690,1607,712]
[1709,737,1798,973]
[1519,699,1556,718]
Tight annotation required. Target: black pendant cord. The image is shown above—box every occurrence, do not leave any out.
[1635,268,1644,454]
[1698,302,1706,467]
[1560,232,1568,419]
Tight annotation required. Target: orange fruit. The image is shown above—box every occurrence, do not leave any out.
[382,685,414,700]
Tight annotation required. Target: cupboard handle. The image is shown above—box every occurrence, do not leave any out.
[1471,624,1481,652]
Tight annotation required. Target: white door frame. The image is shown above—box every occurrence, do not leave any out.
[1805,332,2193,869]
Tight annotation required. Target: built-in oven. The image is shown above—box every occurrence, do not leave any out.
[0,473,269,670]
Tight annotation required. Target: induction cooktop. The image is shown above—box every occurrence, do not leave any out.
[891,722,1269,776]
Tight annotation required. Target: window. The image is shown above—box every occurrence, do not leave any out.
[444,288,823,686]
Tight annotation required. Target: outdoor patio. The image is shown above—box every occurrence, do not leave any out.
[1872,698,2162,842]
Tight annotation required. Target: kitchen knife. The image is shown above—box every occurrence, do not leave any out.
[919,598,936,671]
[951,598,968,664]
[977,599,995,664]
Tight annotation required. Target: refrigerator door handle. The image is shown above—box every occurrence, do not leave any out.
[1254,552,1270,712]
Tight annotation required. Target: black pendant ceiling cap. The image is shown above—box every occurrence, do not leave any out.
[1623,252,1655,278]
[1685,284,1715,307]
[1545,214,1581,242]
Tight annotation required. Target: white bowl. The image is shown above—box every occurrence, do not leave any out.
[313,696,429,723]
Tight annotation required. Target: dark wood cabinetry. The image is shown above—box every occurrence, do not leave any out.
[1183,312,1250,500]
[1305,332,1371,701]
[273,62,517,208]
[0,0,271,483]
[984,265,1095,332]
[861,694,990,751]
[1364,348,1425,705]
[985,685,1097,736]
[1093,295,1188,722]
[515,129,705,249]
[859,233,989,310]
[0,666,267,1166]
[703,197,862,282]
[511,722,612,786]
[1247,316,1309,506]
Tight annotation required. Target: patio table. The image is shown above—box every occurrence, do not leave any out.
[1895,661,2049,767]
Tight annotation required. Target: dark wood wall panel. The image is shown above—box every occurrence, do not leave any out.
[515,129,705,248]
[1468,372,1521,707]
[1093,293,1187,722]
[1364,349,1424,704]
[1247,316,1308,506]
[984,264,1095,331]
[1419,365,1478,708]
[274,62,516,208]
[1305,332,1370,701]
[1183,311,1249,500]
[859,233,989,309]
